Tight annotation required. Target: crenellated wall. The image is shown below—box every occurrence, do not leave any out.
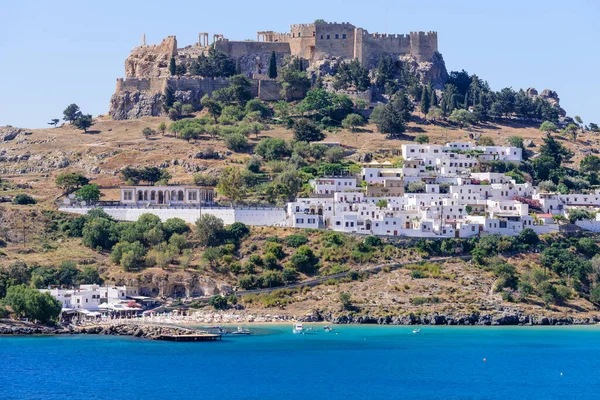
[409,31,438,62]
[258,22,438,65]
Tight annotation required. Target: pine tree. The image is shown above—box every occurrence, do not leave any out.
[169,57,176,76]
[463,92,469,109]
[430,85,438,107]
[420,86,431,116]
[267,51,278,79]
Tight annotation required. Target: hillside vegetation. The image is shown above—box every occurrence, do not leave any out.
[2,56,600,322]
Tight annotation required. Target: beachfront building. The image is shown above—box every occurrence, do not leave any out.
[41,285,143,322]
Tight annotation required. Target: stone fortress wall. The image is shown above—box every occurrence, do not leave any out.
[110,21,439,119]
[255,21,438,66]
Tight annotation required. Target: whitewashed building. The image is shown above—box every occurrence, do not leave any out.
[284,141,565,238]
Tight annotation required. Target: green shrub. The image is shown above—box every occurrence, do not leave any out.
[284,234,309,248]
[224,133,248,152]
[264,252,279,270]
[13,194,36,205]
[248,254,263,266]
[264,242,285,259]
[238,274,256,289]
[289,245,319,274]
[410,270,426,279]
[364,235,383,247]
[410,297,428,305]
[209,295,228,310]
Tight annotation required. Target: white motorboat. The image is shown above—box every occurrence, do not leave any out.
[232,326,251,335]
[293,323,304,334]
[412,328,421,334]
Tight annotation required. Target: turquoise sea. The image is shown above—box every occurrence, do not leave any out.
[1,325,600,399]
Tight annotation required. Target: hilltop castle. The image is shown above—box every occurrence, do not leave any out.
[111,21,445,120]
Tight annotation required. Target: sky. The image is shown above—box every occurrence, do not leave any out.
[0,0,598,128]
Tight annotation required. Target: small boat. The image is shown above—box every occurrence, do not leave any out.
[324,326,333,332]
[293,323,304,334]
[412,328,421,334]
[232,326,251,335]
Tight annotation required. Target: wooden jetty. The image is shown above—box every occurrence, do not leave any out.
[155,333,222,342]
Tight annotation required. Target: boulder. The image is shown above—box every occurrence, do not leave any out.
[0,126,22,142]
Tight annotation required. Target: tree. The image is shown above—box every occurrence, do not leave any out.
[339,292,353,310]
[478,136,495,146]
[255,137,290,161]
[540,134,573,165]
[332,59,370,92]
[227,75,253,105]
[370,103,405,137]
[449,109,476,128]
[420,86,431,116]
[568,208,594,224]
[289,245,319,274]
[296,89,353,124]
[136,167,171,185]
[294,119,325,142]
[565,123,579,141]
[376,199,388,208]
[73,114,94,133]
[79,266,100,284]
[277,62,311,99]
[82,217,116,250]
[3,285,61,324]
[227,222,250,242]
[427,107,444,122]
[169,57,176,76]
[189,47,236,78]
[142,127,156,140]
[55,173,89,194]
[581,155,600,173]
[217,167,246,205]
[157,121,167,136]
[56,261,79,287]
[201,95,222,123]
[48,118,60,127]
[63,104,81,123]
[517,228,539,246]
[342,113,365,132]
[195,214,226,247]
[531,156,557,181]
[507,136,524,149]
[268,51,278,79]
[209,295,228,310]
[539,121,558,134]
[75,184,101,204]
[414,134,429,144]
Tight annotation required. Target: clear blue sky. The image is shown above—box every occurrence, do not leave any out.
[1,0,598,128]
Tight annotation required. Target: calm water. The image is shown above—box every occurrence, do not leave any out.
[1,325,600,399]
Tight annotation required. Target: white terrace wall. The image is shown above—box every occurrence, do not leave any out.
[59,206,287,226]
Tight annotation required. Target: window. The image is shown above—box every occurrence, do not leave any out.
[188,191,198,201]
[327,34,330,39]
[342,34,347,39]
[335,34,339,39]
[124,191,133,201]
[320,35,324,39]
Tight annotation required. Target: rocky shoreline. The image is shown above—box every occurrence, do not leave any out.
[0,321,195,339]
[157,309,600,326]
[1,310,599,338]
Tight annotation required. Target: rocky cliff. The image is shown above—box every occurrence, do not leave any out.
[109,91,164,120]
